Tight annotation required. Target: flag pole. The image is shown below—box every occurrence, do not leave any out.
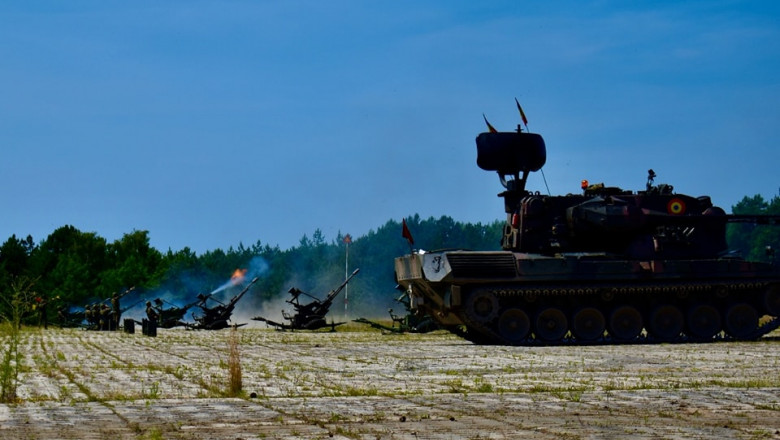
[343,234,352,321]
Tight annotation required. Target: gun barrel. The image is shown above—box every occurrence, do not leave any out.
[322,268,360,306]
[183,294,209,311]
[116,286,136,299]
[120,298,146,313]
[228,277,259,306]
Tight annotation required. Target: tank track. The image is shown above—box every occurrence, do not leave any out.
[455,279,780,346]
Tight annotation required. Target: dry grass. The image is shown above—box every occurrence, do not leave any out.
[226,326,241,397]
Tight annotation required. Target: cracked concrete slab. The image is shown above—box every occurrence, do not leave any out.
[1,326,778,439]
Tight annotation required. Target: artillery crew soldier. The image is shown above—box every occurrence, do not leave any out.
[111,292,121,330]
[99,304,111,330]
[57,304,69,327]
[145,301,159,324]
[84,304,93,329]
[34,296,48,329]
[153,298,164,316]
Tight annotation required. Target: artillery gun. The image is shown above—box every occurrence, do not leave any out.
[394,116,780,345]
[57,305,86,328]
[190,277,258,330]
[353,288,438,334]
[152,296,207,329]
[253,269,359,331]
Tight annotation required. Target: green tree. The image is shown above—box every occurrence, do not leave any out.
[28,226,109,307]
[0,235,37,317]
[727,194,780,262]
[0,235,35,278]
[100,230,165,297]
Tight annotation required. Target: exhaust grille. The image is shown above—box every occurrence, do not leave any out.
[446,252,517,278]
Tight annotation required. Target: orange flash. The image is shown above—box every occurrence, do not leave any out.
[230,268,248,285]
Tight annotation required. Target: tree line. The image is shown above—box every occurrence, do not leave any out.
[0,215,503,324]
[726,194,780,262]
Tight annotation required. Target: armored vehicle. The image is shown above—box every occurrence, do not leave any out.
[394,122,780,345]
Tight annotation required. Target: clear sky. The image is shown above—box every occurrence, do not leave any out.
[2,1,779,254]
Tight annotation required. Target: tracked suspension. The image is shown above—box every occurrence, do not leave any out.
[454,280,780,346]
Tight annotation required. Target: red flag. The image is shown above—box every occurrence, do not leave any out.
[515,98,528,126]
[482,114,498,133]
[402,219,414,245]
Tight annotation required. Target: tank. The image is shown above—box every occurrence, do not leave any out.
[394,125,780,345]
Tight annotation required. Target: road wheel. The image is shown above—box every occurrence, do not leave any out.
[686,303,721,340]
[647,305,684,341]
[535,307,568,342]
[498,308,531,344]
[465,290,499,323]
[764,284,780,316]
[571,307,605,342]
[608,305,643,342]
[724,303,758,339]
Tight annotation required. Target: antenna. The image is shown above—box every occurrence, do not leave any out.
[540,168,551,196]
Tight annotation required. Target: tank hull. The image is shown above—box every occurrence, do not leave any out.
[395,251,780,345]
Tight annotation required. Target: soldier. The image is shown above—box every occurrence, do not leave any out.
[34,295,49,329]
[145,301,159,324]
[99,304,110,330]
[90,304,100,329]
[84,304,93,329]
[153,298,164,315]
[111,292,121,331]
[57,304,69,327]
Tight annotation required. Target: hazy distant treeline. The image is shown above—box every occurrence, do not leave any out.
[0,215,503,323]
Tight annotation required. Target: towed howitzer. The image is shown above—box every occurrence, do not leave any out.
[253,268,360,331]
[191,277,259,330]
[57,305,86,328]
[153,295,208,328]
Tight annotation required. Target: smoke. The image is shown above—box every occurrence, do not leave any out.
[106,254,393,330]
[210,256,270,295]
[242,292,291,329]
[122,255,272,325]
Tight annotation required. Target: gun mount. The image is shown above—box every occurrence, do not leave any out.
[253,269,360,331]
[394,112,780,346]
[152,296,206,329]
[57,305,86,328]
[191,277,258,330]
[353,286,438,334]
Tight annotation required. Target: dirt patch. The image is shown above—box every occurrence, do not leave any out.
[1,326,779,439]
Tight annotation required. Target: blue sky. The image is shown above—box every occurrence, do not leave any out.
[2,1,779,254]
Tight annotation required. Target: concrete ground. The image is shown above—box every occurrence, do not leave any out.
[1,325,779,439]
